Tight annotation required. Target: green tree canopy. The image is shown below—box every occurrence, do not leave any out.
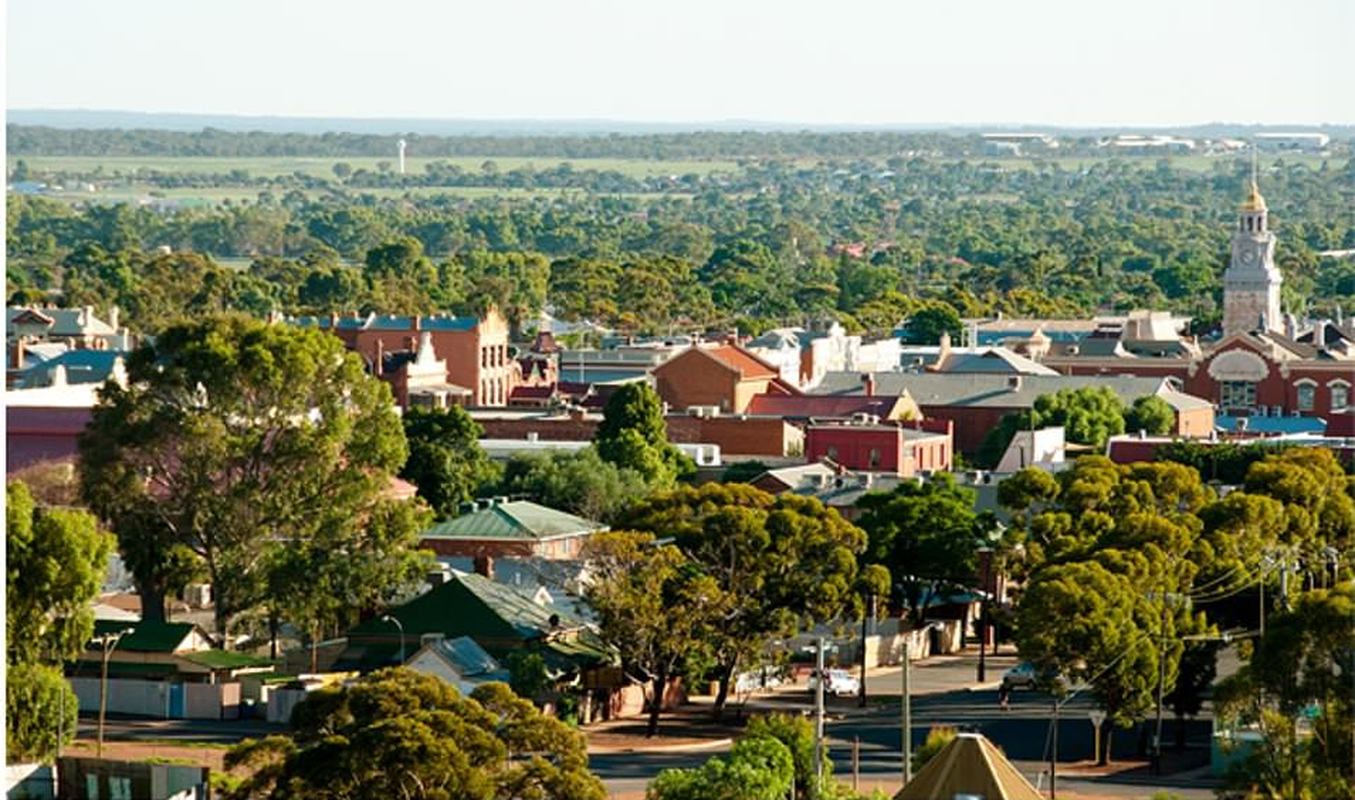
[856,474,991,623]
[1123,395,1176,436]
[581,530,730,736]
[978,387,1131,469]
[647,736,794,800]
[619,483,868,716]
[6,663,78,765]
[226,670,604,800]
[595,383,694,484]
[497,447,652,524]
[400,406,499,519]
[79,315,428,640]
[7,481,114,664]
[900,303,963,345]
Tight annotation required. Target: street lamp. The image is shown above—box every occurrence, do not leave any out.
[976,546,994,683]
[381,615,406,665]
[93,628,135,758]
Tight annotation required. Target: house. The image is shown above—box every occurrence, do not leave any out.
[404,635,511,694]
[812,372,1214,454]
[653,344,798,414]
[68,620,274,721]
[419,499,606,561]
[6,305,130,350]
[337,572,609,674]
[896,731,1042,800]
[804,419,953,475]
[77,620,273,682]
[11,349,128,389]
[292,308,517,406]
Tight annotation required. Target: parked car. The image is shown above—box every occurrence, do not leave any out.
[1001,661,1068,691]
[735,668,785,695]
[808,668,860,697]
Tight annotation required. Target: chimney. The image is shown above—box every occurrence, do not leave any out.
[413,315,422,332]
[861,373,875,397]
[473,554,495,580]
[11,341,24,371]
[375,340,385,376]
[328,312,339,328]
[938,331,952,361]
[108,306,120,331]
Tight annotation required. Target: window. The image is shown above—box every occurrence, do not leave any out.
[868,448,881,469]
[1220,381,1256,410]
[1332,383,1350,411]
[1296,382,1316,412]
[109,777,133,800]
[826,446,839,462]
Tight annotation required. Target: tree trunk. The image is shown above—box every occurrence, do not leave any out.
[711,661,738,720]
[138,584,167,624]
[646,672,667,738]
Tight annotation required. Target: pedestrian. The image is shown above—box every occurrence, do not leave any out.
[998,683,1011,711]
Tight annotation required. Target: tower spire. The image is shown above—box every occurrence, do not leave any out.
[1242,142,1266,211]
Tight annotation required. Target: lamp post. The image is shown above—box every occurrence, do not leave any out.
[977,546,994,683]
[381,615,406,665]
[94,628,135,758]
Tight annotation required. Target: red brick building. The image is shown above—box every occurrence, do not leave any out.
[418,499,605,560]
[804,419,953,475]
[296,309,517,406]
[653,344,798,413]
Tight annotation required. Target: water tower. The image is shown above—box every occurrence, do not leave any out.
[397,139,407,175]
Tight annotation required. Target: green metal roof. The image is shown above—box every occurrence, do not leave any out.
[178,651,277,670]
[421,500,604,542]
[349,572,586,645]
[92,620,198,653]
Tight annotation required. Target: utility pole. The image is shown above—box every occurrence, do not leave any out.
[95,629,133,758]
[859,594,873,708]
[978,547,993,683]
[814,635,826,792]
[901,638,912,788]
[1049,697,1058,799]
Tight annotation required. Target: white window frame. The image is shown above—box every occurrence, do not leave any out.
[1295,379,1317,412]
[1328,379,1350,411]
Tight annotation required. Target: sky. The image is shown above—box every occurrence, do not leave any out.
[6,0,1354,127]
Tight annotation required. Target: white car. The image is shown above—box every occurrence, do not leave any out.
[808,668,860,697]
[735,669,785,695]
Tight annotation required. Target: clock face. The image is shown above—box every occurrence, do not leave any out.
[1240,248,1257,266]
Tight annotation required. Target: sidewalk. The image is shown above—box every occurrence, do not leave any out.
[586,644,1017,752]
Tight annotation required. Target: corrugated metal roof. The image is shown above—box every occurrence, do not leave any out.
[421,501,604,542]
[811,372,1202,410]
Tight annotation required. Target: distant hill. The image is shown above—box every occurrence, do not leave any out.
[8,108,1353,139]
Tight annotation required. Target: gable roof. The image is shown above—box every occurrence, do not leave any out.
[92,620,202,653]
[349,572,587,645]
[657,344,780,381]
[934,347,1059,376]
[896,732,1042,800]
[7,307,116,337]
[417,636,502,678]
[421,500,604,542]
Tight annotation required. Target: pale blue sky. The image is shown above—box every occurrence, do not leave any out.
[7,0,1353,126]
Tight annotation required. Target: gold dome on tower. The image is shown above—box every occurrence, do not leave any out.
[1241,179,1267,212]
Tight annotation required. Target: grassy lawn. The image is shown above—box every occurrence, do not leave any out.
[7,155,741,179]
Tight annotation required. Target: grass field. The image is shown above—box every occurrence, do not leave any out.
[6,155,742,179]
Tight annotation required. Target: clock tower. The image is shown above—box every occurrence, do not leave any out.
[1222,178,1282,338]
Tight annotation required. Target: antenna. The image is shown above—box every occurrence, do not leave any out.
[1250,140,1258,187]
[397,138,407,175]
